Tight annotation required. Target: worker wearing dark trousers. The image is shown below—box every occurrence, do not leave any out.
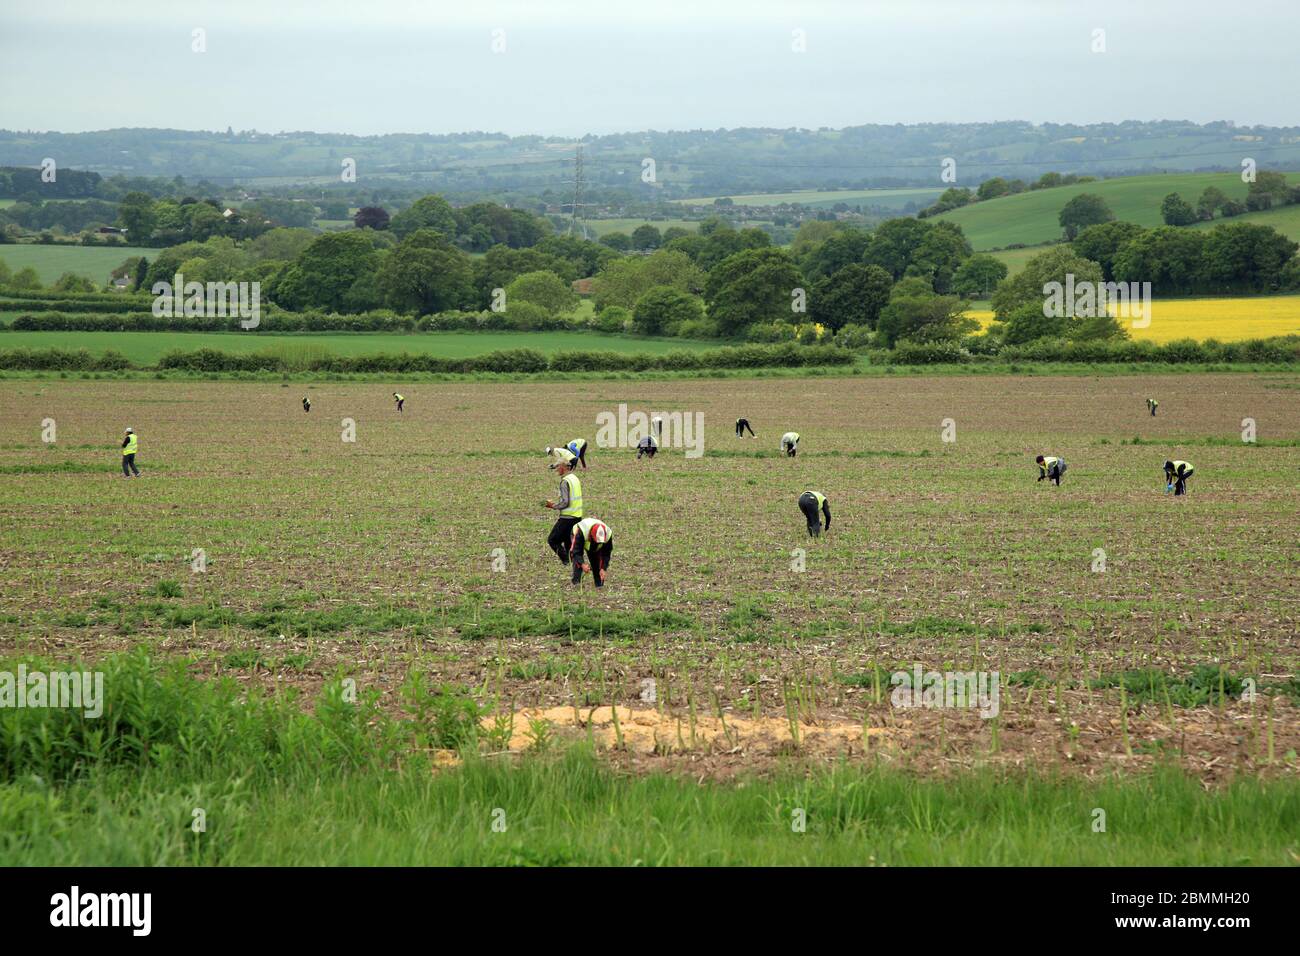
[121,428,140,478]
[636,435,657,459]
[393,392,405,413]
[1164,459,1194,496]
[570,517,614,588]
[1147,398,1159,417]
[544,454,583,564]
[1036,455,1066,486]
[736,417,755,438]
[798,491,831,537]
[302,397,311,413]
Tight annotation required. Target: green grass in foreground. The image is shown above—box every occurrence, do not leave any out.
[1,650,1295,865]
[0,329,717,364]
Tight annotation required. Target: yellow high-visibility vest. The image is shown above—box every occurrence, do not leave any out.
[1170,460,1192,474]
[1041,456,1060,472]
[810,491,826,511]
[123,435,137,455]
[560,473,583,517]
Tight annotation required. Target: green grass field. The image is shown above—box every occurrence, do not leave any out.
[672,187,946,210]
[0,329,716,364]
[0,244,153,284]
[933,172,1292,250]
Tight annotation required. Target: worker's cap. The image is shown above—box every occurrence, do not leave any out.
[125,427,134,433]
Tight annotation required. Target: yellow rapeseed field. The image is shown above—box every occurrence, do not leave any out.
[967,295,1300,343]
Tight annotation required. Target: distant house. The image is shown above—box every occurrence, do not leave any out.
[111,276,132,291]
[571,278,594,296]
[97,226,124,235]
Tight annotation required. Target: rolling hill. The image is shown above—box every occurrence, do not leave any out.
[933,172,1291,250]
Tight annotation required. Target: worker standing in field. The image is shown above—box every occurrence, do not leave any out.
[570,516,613,588]
[798,491,831,538]
[393,392,405,413]
[636,434,658,459]
[1035,454,1066,486]
[543,452,583,564]
[1147,398,1159,417]
[302,396,311,413]
[1164,459,1194,496]
[781,431,800,457]
[120,427,140,478]
[736,417,755,438]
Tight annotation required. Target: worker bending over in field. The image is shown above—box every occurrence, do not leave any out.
[798,491,831,538]
[302,396,311,413]
[547,438,589,469]
[393,392,405,413]
[636,435,658,459]
[1147,398,1159,417]
[736,417,755,438]
[781,432,800,457]
[1164,459,1193,496]
[1036,454,1066,486]
[543,453,583,563]
[570,516,613,588]
[120,428,140,478]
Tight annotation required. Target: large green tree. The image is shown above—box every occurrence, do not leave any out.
[275,231,380,312]
[377,233,475,315]
[389,195,455,239]
[703,247,804,336]
[632,286,705,335]
[1071,221,1147,281]
[951,254,1008,297]
[592,250,705,311]
[1058,193,1114,240]
[809,263,892,330]
[991,246,1104,319]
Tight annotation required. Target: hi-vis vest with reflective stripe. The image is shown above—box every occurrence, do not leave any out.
[568,439,586,454]
[810,491,826,511]
[573,517,611,549]
[1170,460,1192,474]
[395,394,404,402]
[1041,456,1060,472]
[123,435,137,455]
[782,432,799,447]
[560,472,583,517]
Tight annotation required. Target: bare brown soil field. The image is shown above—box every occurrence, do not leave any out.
[2,373,1298,780]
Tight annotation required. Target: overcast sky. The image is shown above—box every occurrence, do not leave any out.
[2,0,1296,136]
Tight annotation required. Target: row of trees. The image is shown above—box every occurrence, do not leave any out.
[920,172,1099,217]
[1160,172,1298,226]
